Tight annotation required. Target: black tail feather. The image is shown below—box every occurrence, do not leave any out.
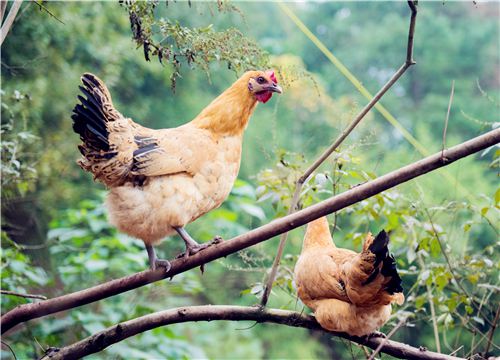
[368,230,390,268]
[366,230,403,294]
[381,254,403,294]
[72,74,111,152]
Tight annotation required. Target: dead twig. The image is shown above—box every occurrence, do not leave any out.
[1,290,47,300]
[31,0,65,25]
[1,340,17,360]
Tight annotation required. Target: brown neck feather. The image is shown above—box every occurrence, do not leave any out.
[302,217,336,250]
[191,77,258,136]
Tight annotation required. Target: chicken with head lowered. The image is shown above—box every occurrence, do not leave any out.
[72,70,282,272]
[294,217,404,337]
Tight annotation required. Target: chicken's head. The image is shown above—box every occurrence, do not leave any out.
[247,70,282,103]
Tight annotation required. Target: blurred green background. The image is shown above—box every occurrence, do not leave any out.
[1,1,498,359]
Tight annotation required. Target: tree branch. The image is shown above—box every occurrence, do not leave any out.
[0,0,22,46]
[40,305,463,360]
[0,290,47,300]
[260,0,418,306]
[2,128,499,335]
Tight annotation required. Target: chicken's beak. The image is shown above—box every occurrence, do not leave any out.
[268,83,282,94]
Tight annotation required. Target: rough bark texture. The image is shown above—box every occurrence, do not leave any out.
[41,305,464,360]
[2,128,499,334]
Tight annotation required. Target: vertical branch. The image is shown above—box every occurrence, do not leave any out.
[0,0,22,45]
[417,253,442,353]
[260,0,418,306]
[484,303,500,355]
[442,80,455,158]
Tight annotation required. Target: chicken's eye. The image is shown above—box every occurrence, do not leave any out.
[257,76,266,84]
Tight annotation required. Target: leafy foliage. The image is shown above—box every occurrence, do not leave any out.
[1,90,39,196]
[122,0,269,88]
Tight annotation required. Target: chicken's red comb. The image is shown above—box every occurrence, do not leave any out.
[267,70,277,83]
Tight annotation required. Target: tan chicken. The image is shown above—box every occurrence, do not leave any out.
[294,217,404,337]
[72,70,282,271]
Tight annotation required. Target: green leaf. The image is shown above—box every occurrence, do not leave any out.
[415,295,427,309]
[435,273,449,291]
[238,203,266,221]
[430,237,441,258]
[467,273,479,284]
[84,259,108,272]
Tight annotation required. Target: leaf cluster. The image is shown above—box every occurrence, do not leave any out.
[121,0,269,89]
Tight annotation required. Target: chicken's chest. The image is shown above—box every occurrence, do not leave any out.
[147,134,242,220]
[191,135,243,206]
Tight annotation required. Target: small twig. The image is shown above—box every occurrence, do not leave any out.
[449,345,463,357]
[484,303,500,355]
[453,311,500,355]
[442,80,455,159]
[1,340,17,360]
[1,290,47,300]
[368,315,409,360]
[260,0,419,306]
[31,0,65,25]
[0,0,22,45]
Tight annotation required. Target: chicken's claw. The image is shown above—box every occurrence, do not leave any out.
[211,235,223,244]
[179,242,211,258]
[366,331,387,339]
[146,244,171,273]
[153,259,172,273]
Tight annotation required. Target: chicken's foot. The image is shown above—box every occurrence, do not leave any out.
[146,244,171,273]
[366,331,387,339]
[174,227,222,258]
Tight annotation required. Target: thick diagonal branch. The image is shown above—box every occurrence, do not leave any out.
[41,305,463,360]
[260,0,418,306]
[2,128,499,334]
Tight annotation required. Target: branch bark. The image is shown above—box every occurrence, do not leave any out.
[260,0,418,306]
[0,0,22,46]
[2,128,499,334]
[40,305,464,360]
